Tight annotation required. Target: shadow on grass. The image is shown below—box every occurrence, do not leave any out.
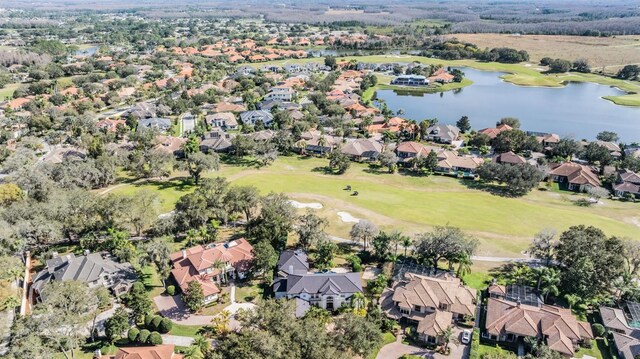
[311,166,342,175]
[219,154,258,167]
[363,164,390,175]
[460,179,521,198]
[134,178,196,192]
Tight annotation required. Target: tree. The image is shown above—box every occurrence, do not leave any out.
[148,331,163,345]
[379,149,399,173]
[105,308,130,342]
[438,326,453,351]
[225,185,260,222]
[582,142,613,173]
[125,282,153,322]
[139,237,172,287]
[180,151,220,184]
[324,55,337,70]
[617,65,640,80]
[128,327,140,342]
[328,149,351,174]
[414,226,478,270]
[0,183,24,205]
[247,192,296,250]
[126,189,161,236]
[596,131,619,142]
[423,150,439,173]
[371,231,394,261]
[315,238,337,270]
[349,220,379,252]
[333,313,383,358]
[210,310,232,336]
[401,236,414,257]
[551,138,582,160]
[548,59,572,73]
[555,225,625,303]
[477,163,545,196]
[456,116,471,133]
[587,186,609,202]
[183,345,205,359]
[496,117,520,129]
[572,59,590,73]
[252,239,278,280]
[296,210,327,251]
[539,268,561,301]
[159,318,173,333]
[529,228,557,266]
[183,280,205,312]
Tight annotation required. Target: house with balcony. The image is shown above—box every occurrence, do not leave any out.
[381,273,476,345]
[273,250,362,314]
[31,251,137,302]
[170,239,254,303]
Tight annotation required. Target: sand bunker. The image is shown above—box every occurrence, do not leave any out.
[337,211,360,223]
[289,200,323,209]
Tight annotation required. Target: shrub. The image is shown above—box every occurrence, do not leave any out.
[138,329,151,344]
[469,328,480,359]
[166,285,176,296]
[159,318,173,334]
[148,331,163,345]
[127,327,140,343]
[150,315,163,330]
[144,314,154,328]
[592,323,606,337]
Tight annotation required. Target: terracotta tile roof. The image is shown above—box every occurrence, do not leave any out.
[479,124,513,139]
[549,162,601,187]
[100,344,183,359]
[485,298,593,356]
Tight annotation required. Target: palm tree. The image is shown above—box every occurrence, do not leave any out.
[565,294,580,309]
[351,292,366,310]
[438,326,453,351]
[192,335,211,352]
[183,346,204,359]
[402,236,413,257]
[389,230,407,258]
[317,136,328,154]
[296,140,308,155]
[540,268,560,301]
[213,260,227,284]
[456,253,473,278]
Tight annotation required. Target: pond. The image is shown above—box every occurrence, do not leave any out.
[74,46,98,56]
[374,68,640,141]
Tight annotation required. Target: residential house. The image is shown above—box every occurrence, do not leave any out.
[483,297,593,356]
[600,304,640,359]
[239,110,274,127]
[273,250,363,313]
[391,75,428,86]
[31,251,137,302]
[381,273,477,345]
[200,130,235,153]
[249,129,276,142]
[613,169,640,199]
[154,136,186,157]
[425,124,460,144]
[205,112,238,130]
[493,151,526,165]
[97,119,126,132]
[549,162,601,192]
[138,117,172,132]
[170,239,254,303]
[98,344,184,359]
[395,141,438,164]
[428,68,455,83]
[435,154,484,177]
[367,117,409,135]
[295,134,340,155]
[340,138,384,161]
[530,132,560,149]
[263,87,295,101]
[594,140,622,158]
[479,124,513,140]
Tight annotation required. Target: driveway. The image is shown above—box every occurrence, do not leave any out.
[161,334,194,346]
[154,295,216,326]
[377,328,470,359]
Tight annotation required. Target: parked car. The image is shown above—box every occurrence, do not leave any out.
[461,329,472,344]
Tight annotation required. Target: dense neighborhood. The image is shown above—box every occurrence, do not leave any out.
[0,3,640,359]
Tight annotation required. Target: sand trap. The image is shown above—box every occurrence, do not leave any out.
[337,211,360,223]
[289,200,323,209]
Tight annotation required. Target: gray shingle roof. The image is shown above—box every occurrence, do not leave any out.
[277,250,309,275]
[284,272,362,295]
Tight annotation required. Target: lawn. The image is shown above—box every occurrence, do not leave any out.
[170,323,203,337]
[249,55,640,106]
[575,339,615,359]
[235,280,265,303]
[368,331,397,359]
[106,156,640,258]
[141,265,165,299]
[0,83,23,101]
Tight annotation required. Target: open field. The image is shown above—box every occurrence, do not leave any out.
[250,55,640,106]
[105,156,640,258]
[0,83,23,101]
[451,33,640,73]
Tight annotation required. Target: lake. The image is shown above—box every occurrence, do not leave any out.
[374,68,640,141]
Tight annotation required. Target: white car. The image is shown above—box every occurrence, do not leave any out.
[461,329,472,345]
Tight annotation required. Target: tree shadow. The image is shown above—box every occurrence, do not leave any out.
[133,178,196,193]
[311,166,340,175]
[362,164,389,175]
[219,154,257,167]
[459,179,520,198]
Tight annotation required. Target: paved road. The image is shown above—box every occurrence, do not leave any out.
[328,235,537,264]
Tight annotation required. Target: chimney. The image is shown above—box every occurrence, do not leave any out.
[94,349,102,358]
[84,249,90,256]
[516,299,522,308]
[288,265,294,274]
[182,250,187,260]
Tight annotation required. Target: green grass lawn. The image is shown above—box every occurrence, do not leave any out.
[170,323,203,337]
[235,280,265,303]
[0,83,23,101]
[141,265,165,299]
[575,339,615,359]
[463,271,492,291]
[248,55,640,106]
[106,156,640,258]
[368,331,397,359]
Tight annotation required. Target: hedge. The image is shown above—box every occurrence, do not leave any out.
[469,328,480,359]
[138,329,151,344]
[151,315,163,331]
[159,318,173,334]
[149,331,163,345]
[127,328,140,343]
